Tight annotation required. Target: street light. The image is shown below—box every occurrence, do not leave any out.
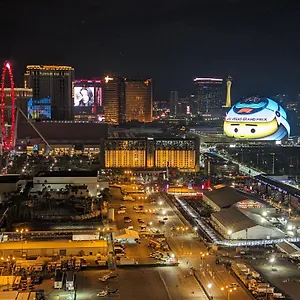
[16,228,29,256]
[227,229,232,246]
[207,283,212,299]
[221,287,236,300]
[270,256,275,270]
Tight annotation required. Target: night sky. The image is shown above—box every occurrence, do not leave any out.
[1,0,299,101]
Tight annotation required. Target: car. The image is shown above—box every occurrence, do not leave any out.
[99,272,113,281]
[127,226,134,230]
[133,206,139,210]
[163,217,168,221]
[97,290,108,297]
[119,205,126,210]
[115,252,126,257]
[159,220,165,224]
[114,243,125,249]
[124,218,132,223]
[117,210,126,214]
[97,289,119,297]
[114,246,125,252]
[138,205,144,209]
[228,283,239,288]
[138,218,145,223]
[99,272,118,281]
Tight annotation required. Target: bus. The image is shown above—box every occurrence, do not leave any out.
[66,271,75,291]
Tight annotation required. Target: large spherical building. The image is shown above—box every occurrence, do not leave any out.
[224,97,290,141]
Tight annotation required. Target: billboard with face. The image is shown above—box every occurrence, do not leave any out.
[74,87,94,107]
[224,97,290,141]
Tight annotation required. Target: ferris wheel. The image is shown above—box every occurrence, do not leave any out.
[0,61,16,152]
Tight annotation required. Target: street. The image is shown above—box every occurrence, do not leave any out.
[109,188,254,300]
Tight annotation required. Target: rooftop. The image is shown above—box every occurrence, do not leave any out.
[204,186,247,209]
[0,174,21,184]
[0,240,107,250]
[212,207,257,233]
[255,174,300,199]
[277,241,300,255]
[35,171,98,178]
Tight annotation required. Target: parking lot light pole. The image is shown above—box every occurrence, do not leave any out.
[270,256,275,270]
[207,283,212,299]
[16,228,29,256]
[227,229,232,247]
[221,287,236,300]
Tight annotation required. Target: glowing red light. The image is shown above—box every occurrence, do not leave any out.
[0,61,15,151]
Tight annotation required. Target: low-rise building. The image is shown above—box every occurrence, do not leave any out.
[33,171,108,196]
[203,185,247,211]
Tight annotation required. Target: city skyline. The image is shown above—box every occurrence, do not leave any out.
[1,1,300,101]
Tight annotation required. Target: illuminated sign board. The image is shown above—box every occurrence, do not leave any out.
[74,86,95,107]
[27,97,51,119]
[224,97,290,141]
[104,76,113,83]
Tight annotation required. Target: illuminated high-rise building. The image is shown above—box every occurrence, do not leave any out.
[24,65,75,120]
[169,91,178,116]
[125,78,153,122]
[102,76,125,125]
[194,77,224,113]
[225,75,232,107]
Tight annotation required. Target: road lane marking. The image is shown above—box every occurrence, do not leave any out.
[158,271,172,300]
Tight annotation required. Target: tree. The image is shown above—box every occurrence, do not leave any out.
[100,188,111,202]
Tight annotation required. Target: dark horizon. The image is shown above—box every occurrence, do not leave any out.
[1,0,300,101]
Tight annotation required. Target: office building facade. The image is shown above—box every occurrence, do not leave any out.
[102,76,125,125]
[125,78,153,122]
[24,65,75,120]
[194,77,224,113]
[104,137,199,171]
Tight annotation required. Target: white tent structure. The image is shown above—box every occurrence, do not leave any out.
[113,229,140,243]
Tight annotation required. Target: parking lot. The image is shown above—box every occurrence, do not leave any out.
[109,187,178,264]
[74,268,206,300]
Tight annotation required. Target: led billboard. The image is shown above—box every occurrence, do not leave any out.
[74,86,94,106]
[27,97,52,120]
[223,97,290,141]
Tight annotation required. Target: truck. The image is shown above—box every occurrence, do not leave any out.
[66,271,75,291]
[72,234,98,241]
[54,271,64,289]
[119,258,138,265]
